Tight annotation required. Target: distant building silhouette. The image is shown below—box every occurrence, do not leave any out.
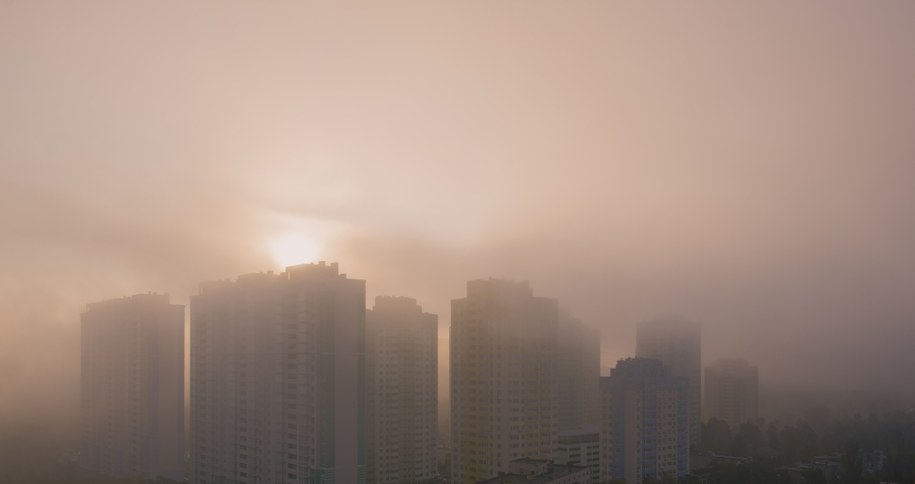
[450,279,559,484]
[80,293,185,481]
[600,358,690,483]
[704,358,759,430]
[366,296,438,484]
[636,315,702,446]
[555,312,601,433]
[189,262,365,484]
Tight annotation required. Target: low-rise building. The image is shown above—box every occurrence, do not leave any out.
[477,458,590,484]
[553,427,599,483]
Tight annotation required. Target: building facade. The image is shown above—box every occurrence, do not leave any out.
[553,427,600,484]
[80,293,185,481]
[600,358,689,484]
[636,315,702,446]
[555,313,601,433]
[703,358,759,430]
[189,262,365,484]
[450,279,559,484]
[366,296,438,484]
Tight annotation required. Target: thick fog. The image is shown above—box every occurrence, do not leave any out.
[3,1,915,436]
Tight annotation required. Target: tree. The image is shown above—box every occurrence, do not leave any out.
[801,468,827,484]
[779,425,799,464]
[840,440,862,484]
[702,418,732,454]
[795,420,821,461]
[733,422,764,457]
[767,423,781,453]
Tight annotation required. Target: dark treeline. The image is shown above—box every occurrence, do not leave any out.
[3,410,914,483]
[693,409,915,484]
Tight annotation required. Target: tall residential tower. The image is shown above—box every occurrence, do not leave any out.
[600,358,689,484]
[450,279,558,484]
[704,358,759,430]
[636,316,701,446]
[189,262,366,484]
[365,296,438,484]
[80,293,185,481]
[555,312,601,433]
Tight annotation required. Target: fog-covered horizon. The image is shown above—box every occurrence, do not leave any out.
[3,1,915,436]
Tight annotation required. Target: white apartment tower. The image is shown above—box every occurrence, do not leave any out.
[450,279,558,484]
[704,358,759,430]
[365,296,438,484]
[635,315,701,447]
[80,293,185,481]
[189,262,365,484]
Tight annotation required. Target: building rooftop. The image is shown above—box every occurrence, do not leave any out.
[609,357,671,377]
[556,426,599,443]
[372,295,422,311]
[197,261,362,294]
[84,292,175,313]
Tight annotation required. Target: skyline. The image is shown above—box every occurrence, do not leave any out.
[34,265,914,482]
[3,0,915,446]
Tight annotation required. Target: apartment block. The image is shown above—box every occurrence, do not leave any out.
[450,279,558,484]
[366,296,438,484]
[600,358,689,484]
[636,316,701,446]
[189,262,365,484]
[704,358,759,430]
[80,293,184,481]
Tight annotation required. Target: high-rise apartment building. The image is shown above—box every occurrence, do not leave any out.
[635,316,701,446]
[555,312,600,432]
[600,358,689,484]
[704,358,759,430]
[365,296,438,484]
[189,262,365,484]
[80,293,185,481]
[450,279,558,484]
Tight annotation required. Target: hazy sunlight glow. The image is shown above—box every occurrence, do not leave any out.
[269,233,321,268]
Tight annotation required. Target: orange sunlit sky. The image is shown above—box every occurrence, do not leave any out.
[3,1,915,431]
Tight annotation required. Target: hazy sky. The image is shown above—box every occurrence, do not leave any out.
[3,1,915,429]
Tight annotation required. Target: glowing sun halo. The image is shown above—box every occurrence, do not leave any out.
[269,233,321,268]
